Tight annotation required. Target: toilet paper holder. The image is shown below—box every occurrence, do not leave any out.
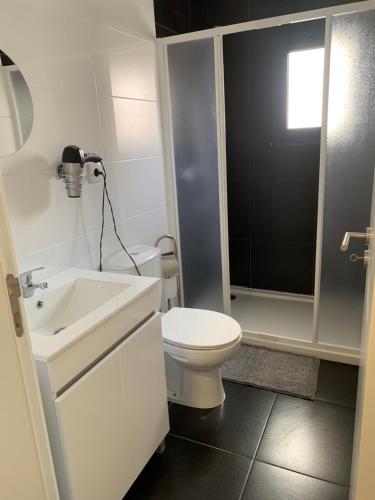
[154,234,181,308]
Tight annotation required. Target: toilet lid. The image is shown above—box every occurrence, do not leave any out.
[162,307,242,350]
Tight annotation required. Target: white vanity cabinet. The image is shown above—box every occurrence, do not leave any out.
[37,313,169,500]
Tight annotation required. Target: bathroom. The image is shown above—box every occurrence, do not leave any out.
[1,0,375,499]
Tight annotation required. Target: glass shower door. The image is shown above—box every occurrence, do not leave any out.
[167,39,224,312]
[317,10,375,349]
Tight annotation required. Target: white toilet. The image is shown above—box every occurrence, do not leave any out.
[102,245,242,409]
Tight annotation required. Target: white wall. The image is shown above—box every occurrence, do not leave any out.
[0,0,168,279]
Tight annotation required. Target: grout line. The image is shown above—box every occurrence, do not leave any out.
[17,205,168,261]
[168,433,251,460]
[156,22,179,36]
[0,155,163,177]
[92,23,154,43]
[313,395,356,410]
[253,394,278,460]
[237,395,277,500]
[238,460,254,500]
[225,377,357,411]
[254,458,350,489]
[104,155,162,165]
[98,93,158,103]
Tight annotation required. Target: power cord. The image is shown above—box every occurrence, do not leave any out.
[95,164,141,276]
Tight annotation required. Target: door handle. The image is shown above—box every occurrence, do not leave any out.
[340,228,371,252]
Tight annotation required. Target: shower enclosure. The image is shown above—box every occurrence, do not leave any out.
[158,2,375,364]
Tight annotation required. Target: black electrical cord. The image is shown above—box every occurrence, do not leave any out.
[99,169,106,271]
[96,164,141,276]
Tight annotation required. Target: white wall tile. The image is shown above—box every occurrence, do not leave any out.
[93,26,157,101]
[0,88,103,175]
[17,226,103,279]
[55,0,156,39]
[0,0,96,93]
[123,207,169,247]
[99,96,161,161]
[103,158,166,220]
[3,170,104,257]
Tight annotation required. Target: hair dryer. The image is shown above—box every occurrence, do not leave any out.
[57,145,102,198]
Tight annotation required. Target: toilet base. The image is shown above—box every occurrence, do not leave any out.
[167,364,226,409]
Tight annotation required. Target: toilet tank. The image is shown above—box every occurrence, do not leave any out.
[102,245,162,278]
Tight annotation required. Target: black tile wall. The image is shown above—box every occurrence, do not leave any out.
[227,179,251,240]
[251,241,315,294]
[223,32,252,180]
[249,0,296,21]
[251,175,318,243]
[229,239,251,288]
[205,0,250,27]
[154,0,190,36]
[189,1,208,32]
[224,21,324,294]
[154,1,363,37]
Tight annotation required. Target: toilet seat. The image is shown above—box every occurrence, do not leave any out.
[162,307,242,351]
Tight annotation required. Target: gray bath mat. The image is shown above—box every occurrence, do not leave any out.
[222,344,320,399]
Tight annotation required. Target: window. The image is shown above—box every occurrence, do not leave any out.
[287,47,324,129]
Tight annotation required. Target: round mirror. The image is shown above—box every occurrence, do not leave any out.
[0,50,33,157]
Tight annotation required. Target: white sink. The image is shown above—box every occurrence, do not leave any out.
[25,268,160,392]
[26,277,130,337]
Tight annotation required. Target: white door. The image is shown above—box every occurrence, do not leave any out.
[350,170,375,499]
[0,175,58,499]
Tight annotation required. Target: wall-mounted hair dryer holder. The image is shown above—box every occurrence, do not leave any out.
[57,145,102,198]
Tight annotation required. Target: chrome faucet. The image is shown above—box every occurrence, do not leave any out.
[20,267,48,298]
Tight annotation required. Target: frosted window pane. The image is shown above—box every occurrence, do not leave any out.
[287,48,324,129]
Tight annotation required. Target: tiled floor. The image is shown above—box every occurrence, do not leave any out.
[125,361,358,500]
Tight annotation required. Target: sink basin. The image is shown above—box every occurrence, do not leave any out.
[25,268,160,391]
[26,277,130,336]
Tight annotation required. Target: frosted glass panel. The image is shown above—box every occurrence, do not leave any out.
[167,39,223,312]
[317,11,375,348]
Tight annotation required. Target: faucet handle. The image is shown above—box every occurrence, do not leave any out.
[28,267,45,273]
[20,267,45,285]
[20,267,48,298]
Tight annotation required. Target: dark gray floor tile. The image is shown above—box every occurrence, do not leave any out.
[316,361,358,407]
[124,435,251,500]
[169,381,276,457]
[242,461,349,500]
[257,395,355,485]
